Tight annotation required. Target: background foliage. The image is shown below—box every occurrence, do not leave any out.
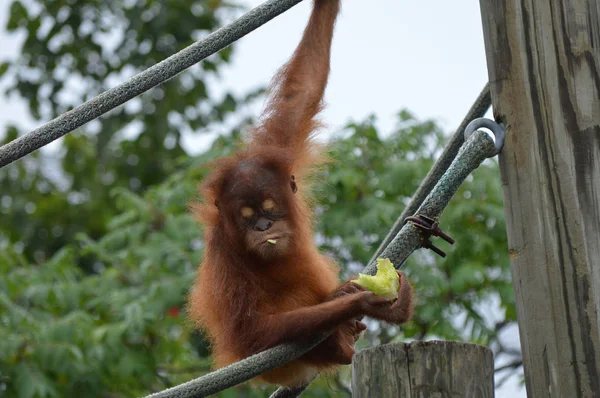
[0,0,257,264]
[0,0,519,397]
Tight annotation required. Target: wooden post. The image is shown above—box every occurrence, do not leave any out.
[479,0,600,396]
[351,341,494,397]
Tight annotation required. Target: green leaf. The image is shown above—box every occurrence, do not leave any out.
[7,1,28,31]
[0,62,9,78]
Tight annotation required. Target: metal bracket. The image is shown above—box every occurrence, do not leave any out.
[405,215,455,258]
[464,117,506,157]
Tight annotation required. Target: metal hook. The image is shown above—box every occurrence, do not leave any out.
[464,118,505,157]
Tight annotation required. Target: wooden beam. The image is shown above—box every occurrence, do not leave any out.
[351,341,494,397]
[479,0,600,395]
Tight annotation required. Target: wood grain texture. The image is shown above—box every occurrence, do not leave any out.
[479,0,600,396]
[351,341,494,398]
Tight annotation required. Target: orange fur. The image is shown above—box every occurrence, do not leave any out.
[187,0,413,388]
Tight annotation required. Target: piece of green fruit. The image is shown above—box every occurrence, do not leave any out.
[353,258,399,300]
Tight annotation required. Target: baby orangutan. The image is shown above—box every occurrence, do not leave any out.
[188,0,413,387]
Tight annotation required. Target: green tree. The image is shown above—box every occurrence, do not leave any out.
[0,111,517,397]
[0,0,256,263]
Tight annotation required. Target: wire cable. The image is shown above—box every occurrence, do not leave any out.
[368,82,491,266]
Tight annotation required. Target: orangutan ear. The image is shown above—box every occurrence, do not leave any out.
[214,199,220,208]
[290,175,298,194]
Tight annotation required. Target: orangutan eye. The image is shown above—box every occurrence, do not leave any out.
[240,207,255,218]
[262,199,275,211]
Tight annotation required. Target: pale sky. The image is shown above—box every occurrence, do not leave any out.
[0,0,524,396]
[212,0,494,142]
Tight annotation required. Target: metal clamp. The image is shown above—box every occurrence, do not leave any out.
[405,215,455,258]
[464,117,505,157]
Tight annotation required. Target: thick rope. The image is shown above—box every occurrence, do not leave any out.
[143,130,498,398]
[368,82,491,266]
[0,0,305,169]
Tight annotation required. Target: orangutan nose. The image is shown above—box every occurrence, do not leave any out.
[255,217,273,231]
